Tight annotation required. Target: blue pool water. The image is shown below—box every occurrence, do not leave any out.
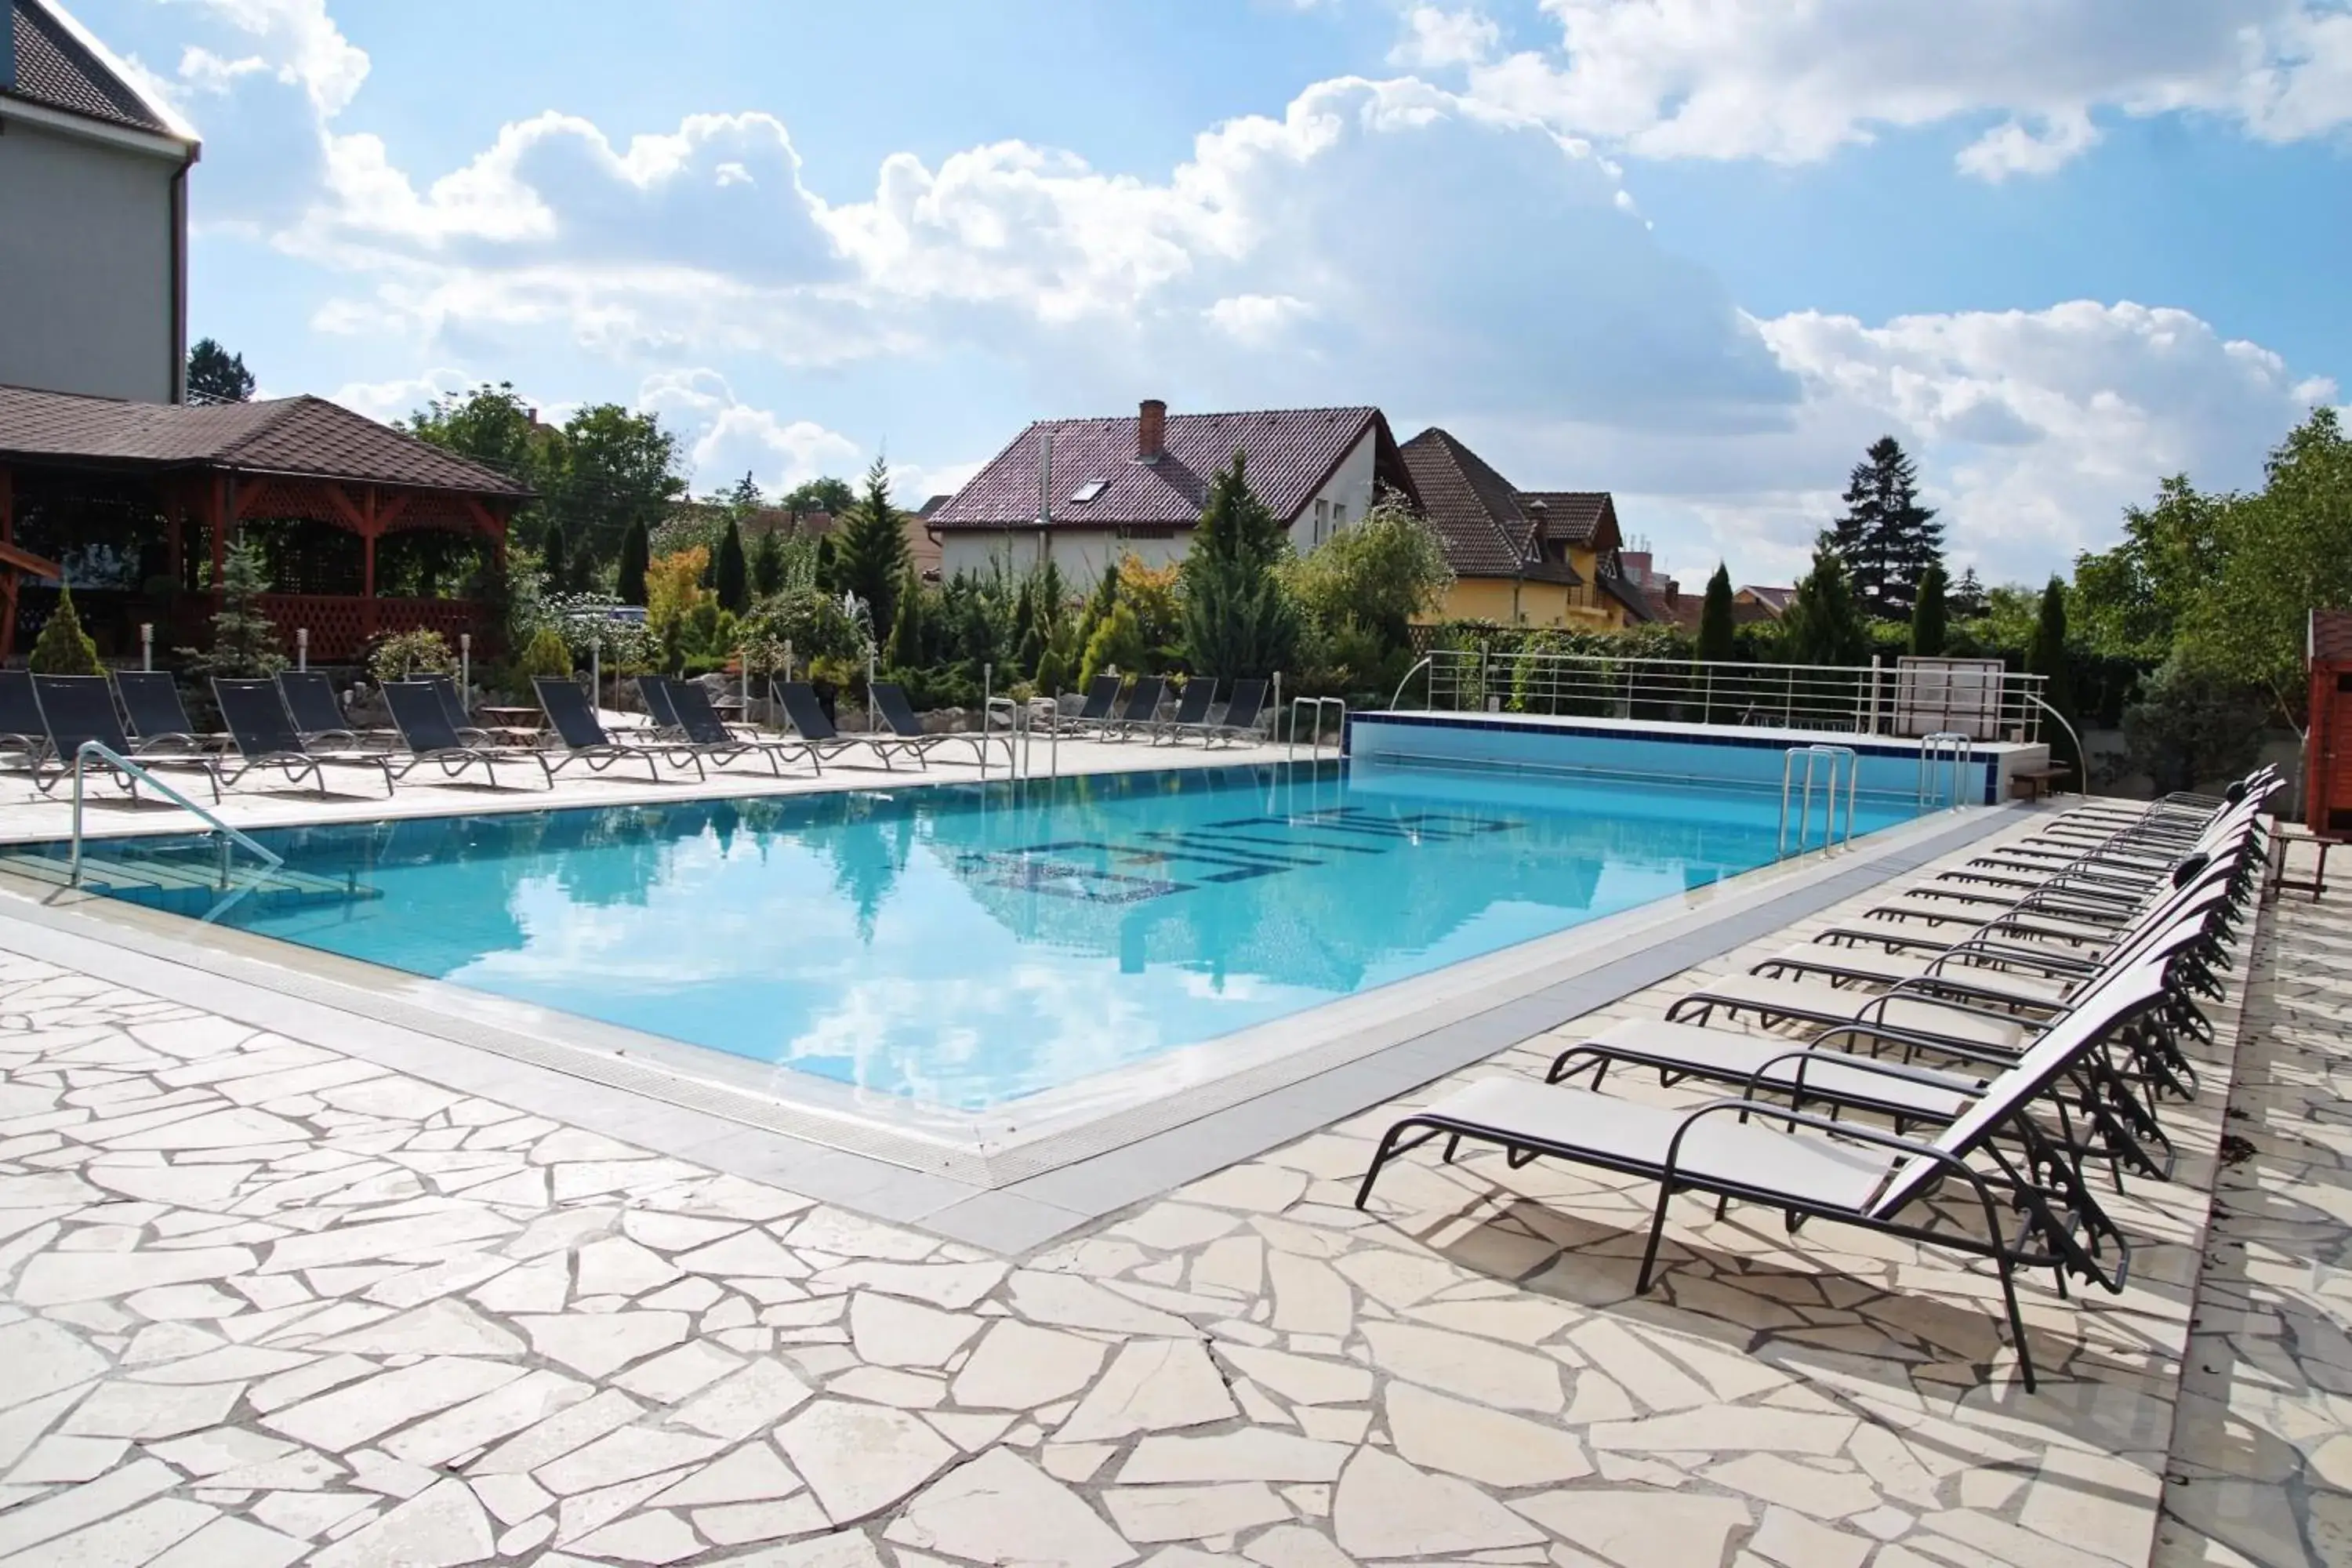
[45,761,1922,1110]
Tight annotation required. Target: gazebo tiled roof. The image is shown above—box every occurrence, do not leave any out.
[0,385,532,497]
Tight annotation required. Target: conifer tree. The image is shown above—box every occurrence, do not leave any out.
[1780,537,1868,668]
[1910,562,1949,657]
[750,528,787,599]
[615,520,648,606]
[2027,575,2078,771]
[1830,436,1943,620]
[545,520,572,596]
[180,540,286,679]
[1695,564,1737,664]
[716,518,750,614]
[1178,452,1298,680]
[884,568,926,670]
[833,456,911,636]
[27,586,103,676]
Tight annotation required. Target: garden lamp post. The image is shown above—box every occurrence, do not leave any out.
[460,633,472,702]
[140,623,153,673]
[296,627,308,672]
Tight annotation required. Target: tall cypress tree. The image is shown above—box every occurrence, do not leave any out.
[2027,575,2078,771]
[750,528,786,599]
[1695,564,1737,663]
[1909,562,1948,657]
[1178,452,1298,680]
[1831,436,1941,620]
[715,518,750,614]
[543,520,572,595]
[615,521,650,606]
[884,568,926,670]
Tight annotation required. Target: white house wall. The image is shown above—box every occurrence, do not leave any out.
[0,118,179,402]
[934,426,1383,590]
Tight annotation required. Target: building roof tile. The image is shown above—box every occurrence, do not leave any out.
[1398,428,1579,585]
[1515,489,1621,550]
[0,384,532,496]
[2314,608,2352,665]
[930,405,1392,531]
[5,0,178,136]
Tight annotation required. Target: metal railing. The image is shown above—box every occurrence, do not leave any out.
[1412,647,2046,742]
[1780,745,1857,855]
[1287,697,1346,764]
[1918,732,1975,810]
[69,742,282,891]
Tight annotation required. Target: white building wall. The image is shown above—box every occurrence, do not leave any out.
[933,423,1383,588]
[0,119,180,401]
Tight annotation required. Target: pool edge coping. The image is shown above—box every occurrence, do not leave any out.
[0,800,2031,1254]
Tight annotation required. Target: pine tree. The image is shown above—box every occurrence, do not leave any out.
[814,534,838,597]
[716,518,750,614]
[1831,436,1942,620]
[1780,538,1868,668]
[884,568,925,670]
[615,521,649,606]
[1695,564,1737,664]
[27,585,103,676]
[2027,575,2078,771]
[750,528,787,599]
[1951,566,1987,619]
[544,521,572,596]
[180,540,286,679]
[833,456,911,637]
[1910,562,1948,657]
[1178,452,1298,680]
[1077,558,1120,650]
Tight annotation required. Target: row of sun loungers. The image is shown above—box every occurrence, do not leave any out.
[1054,673,1269,745]
[1355,768,2281,1390]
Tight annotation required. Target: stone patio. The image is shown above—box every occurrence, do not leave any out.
[0,808,2331,1568]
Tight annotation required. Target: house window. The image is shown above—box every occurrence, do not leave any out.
[1330,503,1346,532]
[1312,499,1330,545]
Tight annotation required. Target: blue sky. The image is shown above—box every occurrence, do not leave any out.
[74,0,2352,585]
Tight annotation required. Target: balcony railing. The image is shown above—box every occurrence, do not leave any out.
[1410,647,2047,743]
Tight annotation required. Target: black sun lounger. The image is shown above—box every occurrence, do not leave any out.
[1052,674,1122,737]
[402,673,498,746]
[383,681,550,789]
[663,678,817,775]
[534,677,705,783]
[114,673,224,755]
[30,674,221,802]
[1149,678,1217,745]
[278,671,391,750]
[212,679,398,797]
[1104,674,1166,740]
[871,682,1004,769]
[0,670,50,764]
[771,681,887,770]
[1204,678,1270,746]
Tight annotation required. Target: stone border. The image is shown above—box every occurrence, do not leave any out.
[0,804,2024,1254]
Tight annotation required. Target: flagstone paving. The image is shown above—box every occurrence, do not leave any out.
[0,811,2325,1568]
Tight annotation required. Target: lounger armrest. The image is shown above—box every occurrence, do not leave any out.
[1923,942,2101,980]
[1802,1020,2022,1070]
[1661,1100,2003,1234]
[1741,1047,1985,1103]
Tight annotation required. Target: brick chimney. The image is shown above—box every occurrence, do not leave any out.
[1136,399,1167,463]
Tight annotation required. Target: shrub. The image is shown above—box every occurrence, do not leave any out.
[517,625,574,681]
[28,586,103,676]
[369,629,456,684]
[1079,603,1146,689]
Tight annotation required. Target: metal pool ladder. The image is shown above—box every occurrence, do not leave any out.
[69,742,282,890]
[1918,731,1975,811]
[1287,696,1346,764]
[1779,744,1857,855]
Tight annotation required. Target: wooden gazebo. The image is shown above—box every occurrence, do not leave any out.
[0,385,531,662]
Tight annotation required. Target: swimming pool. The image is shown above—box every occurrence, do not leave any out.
[38,759,1924,1115]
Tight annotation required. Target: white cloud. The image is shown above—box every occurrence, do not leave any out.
[1486,300,2337,585]
[1462,0,2352,178]
[325,366,470,424]
[635,370,864,496]
[1389,6,1501,68]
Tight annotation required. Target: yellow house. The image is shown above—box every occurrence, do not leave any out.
[1399,429,1640,629]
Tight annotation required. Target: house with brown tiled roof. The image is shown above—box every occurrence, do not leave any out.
[1398,430,1640,629]
[925,400,1417,586]
[2,0,201,402]
[1737,584,1796,619]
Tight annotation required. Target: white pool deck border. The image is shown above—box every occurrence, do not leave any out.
[0,729,2027,1250]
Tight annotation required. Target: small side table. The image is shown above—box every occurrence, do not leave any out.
[473,706,545,746]
[2269,822,2341,902]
